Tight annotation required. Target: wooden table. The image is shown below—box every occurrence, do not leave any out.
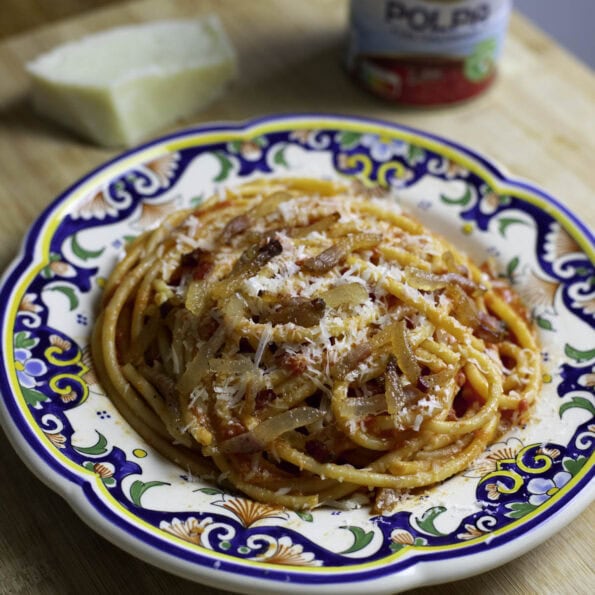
[0,1,593,593]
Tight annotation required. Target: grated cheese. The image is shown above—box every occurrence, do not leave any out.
[254,324,273,368]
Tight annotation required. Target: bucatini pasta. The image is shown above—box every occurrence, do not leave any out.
[92,178,540,510]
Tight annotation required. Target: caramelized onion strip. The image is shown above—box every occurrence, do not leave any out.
[406,266,478,294]
[260,297,326,327]
[322,283,368,308]
[217,406,324,454]
[303,233,382,273]
[391,320,421,385]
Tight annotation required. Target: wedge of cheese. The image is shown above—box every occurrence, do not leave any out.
[27,16,237,147]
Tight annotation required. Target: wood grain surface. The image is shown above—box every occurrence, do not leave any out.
[0,1,593,594]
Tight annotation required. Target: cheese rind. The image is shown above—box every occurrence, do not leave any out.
[27,16,237,147]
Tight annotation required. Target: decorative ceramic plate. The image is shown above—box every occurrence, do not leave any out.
[1,115,593,594]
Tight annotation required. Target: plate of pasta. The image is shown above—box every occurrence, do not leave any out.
[0,114,593,594]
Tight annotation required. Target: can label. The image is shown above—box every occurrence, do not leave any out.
[347,0,512,104]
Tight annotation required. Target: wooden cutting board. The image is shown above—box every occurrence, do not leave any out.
[0,1,593,594]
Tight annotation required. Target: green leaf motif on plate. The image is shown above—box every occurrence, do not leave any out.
[564,344,595,362]
[415,506,447,536]
[337,131,362,149]
[212,151,234,183]
[21,386,49,407]
[228,140,243,153]
[497,217,529,238]
[573,267,591,277]
[559,397,595,419]
[71,234,105,261]
[440,186,472,207]
[505,502,538,519]
[130,480,170,507]
[14,331,37,350]
[340,526,375,554]
[73,431,109,455]
[535,316,554,331]
[406,144,426,165]
[272,144,289,168]
[45,286,79,311]
[563,456,587,477]
[195,487,224,496]
[506,256,520,281]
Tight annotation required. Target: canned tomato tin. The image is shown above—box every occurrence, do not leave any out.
[346,0,512,105]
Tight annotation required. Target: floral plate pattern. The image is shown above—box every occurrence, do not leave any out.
[0,115,593,594]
